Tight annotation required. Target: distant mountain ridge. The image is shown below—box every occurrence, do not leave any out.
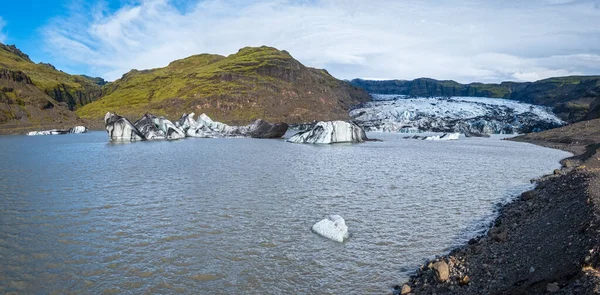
[77,46,370,125]
[350,77,600,122]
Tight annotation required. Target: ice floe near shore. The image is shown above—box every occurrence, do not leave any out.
[26,126,88,136]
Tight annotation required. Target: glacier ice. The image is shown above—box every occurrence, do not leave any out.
[311,215,349,242]
[287,121,367,144]
[26,126,88,136]
[105,112,288,141]
[105,112,145,142]
[350,95,564,134]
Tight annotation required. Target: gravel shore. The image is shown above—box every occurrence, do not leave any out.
[398,119,600,294]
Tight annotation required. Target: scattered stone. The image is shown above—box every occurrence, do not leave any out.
[554,169,562,175]
[432,260,450,282]
[521,191,537,201]
[547,282,560,293]
[459,275,470,286]
[401,284,411,294]
[492,230,508,242]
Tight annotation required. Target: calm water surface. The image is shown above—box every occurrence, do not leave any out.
[0,132,571,294]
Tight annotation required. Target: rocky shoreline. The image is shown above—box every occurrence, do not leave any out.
[398,118,600,294]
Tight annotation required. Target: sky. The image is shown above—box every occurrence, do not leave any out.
[0,0,599,83]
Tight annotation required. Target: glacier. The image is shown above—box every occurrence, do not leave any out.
[349,95,565,134]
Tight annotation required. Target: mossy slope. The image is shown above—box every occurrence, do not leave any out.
[0,43,103,111]
[77,46,370,124]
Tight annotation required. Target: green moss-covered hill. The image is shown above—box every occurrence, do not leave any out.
[77,46,370,124]
[0,43,104,111]
[0,43,107,134]
[350,77,600,122]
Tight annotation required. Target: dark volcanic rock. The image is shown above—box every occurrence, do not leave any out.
[403,118,600,294]
[246,119,288,138]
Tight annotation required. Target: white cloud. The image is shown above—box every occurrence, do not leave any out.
[0,17,7,43]
[43,0,600,83]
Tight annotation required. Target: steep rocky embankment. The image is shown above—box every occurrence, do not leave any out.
[351,77,600,122]
[77,46,370,125]
[400,119,600,294]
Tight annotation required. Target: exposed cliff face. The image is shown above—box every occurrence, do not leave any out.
[350,77,600,122]
[77,46,370,125]
[0,42,103,111]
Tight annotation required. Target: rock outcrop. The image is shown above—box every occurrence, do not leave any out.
[287,121,367,144]
[311,215,349,243]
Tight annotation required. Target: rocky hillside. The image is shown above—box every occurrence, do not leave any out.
[0,69,82,134]
[77,46,370,124]
[350,77,600,122]
[0,43,104,111]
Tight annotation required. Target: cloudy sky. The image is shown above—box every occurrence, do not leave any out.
[1,0,599,82]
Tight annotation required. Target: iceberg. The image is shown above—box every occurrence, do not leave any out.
[311,215,349,243]
[104,112,145,142]
[104,112,288,141]
[69,126,88,134]
[287,121,367,144]
[152,116,185,140]
[26,126,88,136]
[134,113,166,140]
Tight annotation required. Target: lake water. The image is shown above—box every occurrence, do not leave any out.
[0,132,571,294]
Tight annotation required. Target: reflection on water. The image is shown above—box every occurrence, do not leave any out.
[0,132,570,294]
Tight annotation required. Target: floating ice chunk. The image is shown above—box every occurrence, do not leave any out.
[311,215,349,242]
[104,112,145,141]
[69,126,88,134]
[287,121,367,144]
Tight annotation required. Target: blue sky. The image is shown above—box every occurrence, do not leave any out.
[1,0,599,83]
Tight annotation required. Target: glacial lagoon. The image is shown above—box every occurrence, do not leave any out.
[0,131,571,294]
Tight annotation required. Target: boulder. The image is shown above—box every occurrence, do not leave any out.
[311,215,349,242]
[287,121,367,144]
[401,284,411,295]
[432,260,450,282]
[104,112,145,141]
[246,119,289,138]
